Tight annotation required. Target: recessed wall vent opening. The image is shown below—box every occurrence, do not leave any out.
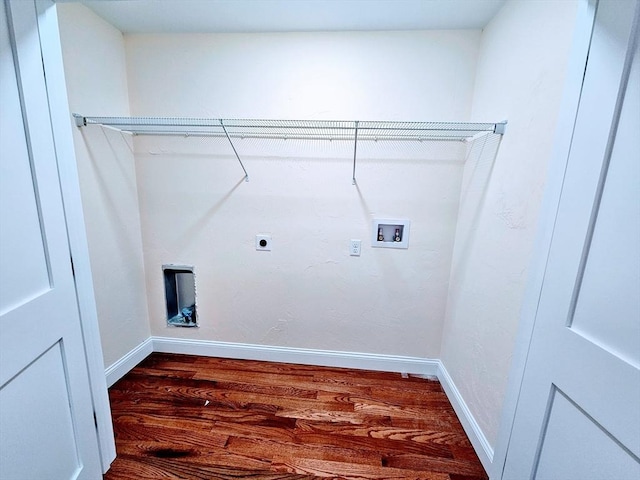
[163,265,197,327]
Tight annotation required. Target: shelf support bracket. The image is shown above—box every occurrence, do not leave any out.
[220,120,249,182]
[73,113,86,127]
[494,121,507,135]
[352,120,359,185]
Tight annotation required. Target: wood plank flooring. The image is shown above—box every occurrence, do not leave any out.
[104,353,487,479]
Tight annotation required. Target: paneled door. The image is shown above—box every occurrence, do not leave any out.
[0,0,102,478]
[502,0,640,478]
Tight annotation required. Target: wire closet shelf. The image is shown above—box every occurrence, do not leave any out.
[73,114,506,184]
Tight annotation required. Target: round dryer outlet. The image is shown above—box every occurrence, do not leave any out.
[255,234,272,251]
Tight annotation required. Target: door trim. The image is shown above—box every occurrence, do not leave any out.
[35,0,116,472]
[490,1,598,477]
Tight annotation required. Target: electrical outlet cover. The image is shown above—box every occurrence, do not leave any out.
[350,239,361,256]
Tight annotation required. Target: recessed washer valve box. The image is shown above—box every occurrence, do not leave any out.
[371,219,410,249]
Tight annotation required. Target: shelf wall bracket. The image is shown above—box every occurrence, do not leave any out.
[352,120,359,185]
[220,120,249,182]
[493,121,507,135]
[73,113,86,127]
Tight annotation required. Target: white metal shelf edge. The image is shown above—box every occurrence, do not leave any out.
[72,114,506,184]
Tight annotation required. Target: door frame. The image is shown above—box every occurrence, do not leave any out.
[34,0,116,472]
[30,0,610,475]
[490,0,600,478]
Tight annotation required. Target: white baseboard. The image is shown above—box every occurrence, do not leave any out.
[437,361,494,472]
[151,336,439,376]
[104,338,153,387]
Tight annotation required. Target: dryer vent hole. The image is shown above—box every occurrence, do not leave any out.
[163,265,197,327]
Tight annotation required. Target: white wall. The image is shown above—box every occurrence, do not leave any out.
[440,0,580,449]
[56,2,589,463]
[124,31,481,358]
[57,4,150,367]
[125,31,479,120]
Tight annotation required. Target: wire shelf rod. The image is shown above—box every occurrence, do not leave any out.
[74,114,503,134]
[352,121,359,185]
[119,131,474,142]
[220,120,249,182]
[73,114,506,184]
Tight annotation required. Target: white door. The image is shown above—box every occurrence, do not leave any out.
[0,0,103,478]
[502,0,640,478]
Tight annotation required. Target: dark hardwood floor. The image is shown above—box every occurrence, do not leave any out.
[104,353,488,479]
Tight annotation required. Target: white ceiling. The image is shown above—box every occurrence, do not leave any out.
[78,0,506,34]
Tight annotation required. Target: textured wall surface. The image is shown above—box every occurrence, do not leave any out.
[124,31,482,357]
[124,31,480,121]
[440,0,580,448]
[57,4,151,367]
[58,2,585,453]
